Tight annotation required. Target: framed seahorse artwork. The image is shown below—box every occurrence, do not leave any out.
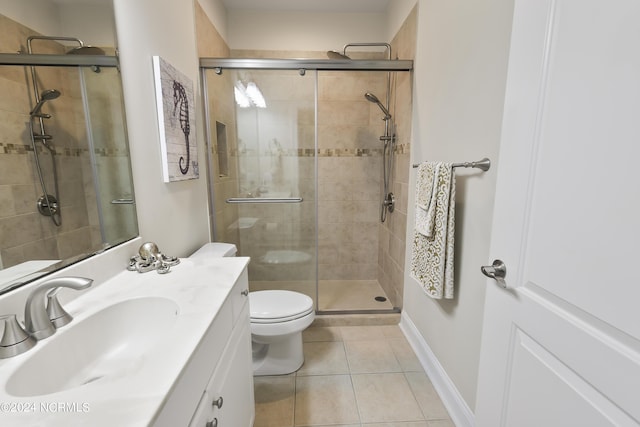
[152,56,199,182]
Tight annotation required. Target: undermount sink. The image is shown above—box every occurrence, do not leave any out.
[5,296,179,397]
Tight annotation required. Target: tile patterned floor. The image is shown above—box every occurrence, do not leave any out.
[254,324,454,427]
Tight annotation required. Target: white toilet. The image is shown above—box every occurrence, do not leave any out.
[189,243,315,376]
[250,289,314,376]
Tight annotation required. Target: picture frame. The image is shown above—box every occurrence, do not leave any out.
[152,56,199,182]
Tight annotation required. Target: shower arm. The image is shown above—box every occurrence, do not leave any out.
[27,37,85,95]
[343,43,391,60]
[343,43,392,113]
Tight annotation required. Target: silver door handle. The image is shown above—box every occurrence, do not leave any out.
[481,259,507,288]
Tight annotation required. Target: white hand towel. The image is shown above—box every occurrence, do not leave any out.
[415,162,440,238]
[411,162,456,299]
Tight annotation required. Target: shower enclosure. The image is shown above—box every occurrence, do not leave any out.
[26,36,107,227]
[201,57,412,314]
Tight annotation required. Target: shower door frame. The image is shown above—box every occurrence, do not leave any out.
[200,57,412,315]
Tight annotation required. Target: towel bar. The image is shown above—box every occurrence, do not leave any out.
[412,157,490,171]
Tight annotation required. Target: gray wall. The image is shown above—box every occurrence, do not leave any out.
[403,0,515,410]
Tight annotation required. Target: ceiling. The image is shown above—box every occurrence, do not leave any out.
[221,0,390,13]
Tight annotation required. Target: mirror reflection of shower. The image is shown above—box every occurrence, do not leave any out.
[327,43,396,222]
[26,36,105,226]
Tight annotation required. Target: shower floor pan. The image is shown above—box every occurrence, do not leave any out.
[318,280,394,312]
[248,279,396,313]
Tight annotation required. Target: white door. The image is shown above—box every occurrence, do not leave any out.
[475,0,640,426]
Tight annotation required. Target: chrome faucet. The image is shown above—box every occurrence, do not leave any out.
[24,276,93,340]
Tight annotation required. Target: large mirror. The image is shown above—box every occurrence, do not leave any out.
[0,0,138,293]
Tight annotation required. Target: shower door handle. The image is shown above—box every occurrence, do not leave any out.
[111,198,135,204]
[225,197,303,204]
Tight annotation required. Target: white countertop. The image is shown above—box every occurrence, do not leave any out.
[0,256,249,427]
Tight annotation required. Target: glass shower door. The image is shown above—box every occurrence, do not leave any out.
[80,66,137,246]
[205,68,317,307]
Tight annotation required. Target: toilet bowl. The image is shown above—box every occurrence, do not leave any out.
[250,290,315,376]
[189,243,315,376]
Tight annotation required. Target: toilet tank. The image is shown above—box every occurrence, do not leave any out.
[189,243,237,260]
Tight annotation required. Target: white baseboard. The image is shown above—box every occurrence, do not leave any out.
[399,311,475,427]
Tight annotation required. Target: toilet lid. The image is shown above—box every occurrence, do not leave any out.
[250,290,314,324]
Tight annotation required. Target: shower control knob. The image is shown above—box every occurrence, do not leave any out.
[37,194,59,217]
[241,289,249,297]
[206,418,218,427]
[383,193,395,212]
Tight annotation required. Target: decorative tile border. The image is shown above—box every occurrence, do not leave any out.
[395,142,411,155]
[93,147,131,157]
[0,143,30,155]
[318,148,381,157]
[0,142,130,157]
[222,143,411,158]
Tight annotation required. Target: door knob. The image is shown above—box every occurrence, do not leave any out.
[481,259,507,288]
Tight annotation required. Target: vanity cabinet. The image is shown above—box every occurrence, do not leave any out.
[153,267,254,427]
[189,318,253,427]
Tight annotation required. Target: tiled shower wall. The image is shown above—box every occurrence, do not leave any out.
[378,6,417,308]
[317,70,387,281]
[0,14,99,268]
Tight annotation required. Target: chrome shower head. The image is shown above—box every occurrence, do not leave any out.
[30,89,61,116]
[41,89,61,101]
[365,92,391,120]
[67,45,105,72]
[66,45,105,55]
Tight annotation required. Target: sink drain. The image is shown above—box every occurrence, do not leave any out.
[374,296,387,302]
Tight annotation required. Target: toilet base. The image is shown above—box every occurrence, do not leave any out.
[252,331,304,376]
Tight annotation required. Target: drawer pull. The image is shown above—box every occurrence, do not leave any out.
[240,289,249,297]
[212,396,224,408]
[206,418,218,427]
